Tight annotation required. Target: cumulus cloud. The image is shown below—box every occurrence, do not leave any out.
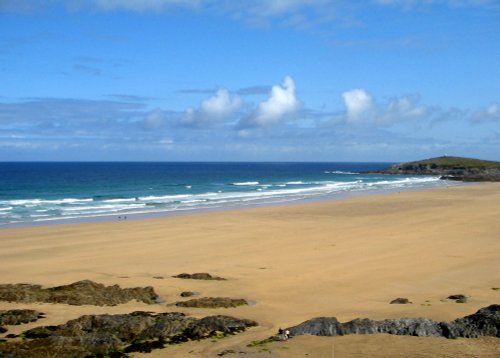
[342,89,373,122]
[180,88,242,128]
[336,90,433,126]
[240,76,300,128]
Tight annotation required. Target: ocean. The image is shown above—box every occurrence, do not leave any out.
[0,162,449,227]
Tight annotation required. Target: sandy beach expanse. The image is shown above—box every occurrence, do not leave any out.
[1,183,499,357]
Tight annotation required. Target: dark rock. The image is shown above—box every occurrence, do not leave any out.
[0,280,159,306]
[175,297,248,308]
[341,318,378,335]
[0,326,6,333]
[288,317,344,337]
[180,291,197,297]
[0,311,257,357]
[390,298,411,304]
[23,325,60,339]
[376,318,443,336]
[286,304,499,340]
[447,294,469,303]
[366,156,500,182]
[0,309,44,326]
[6,334,18,339]
[440,304,500,339]
[218,349,237,356]
[173,273,226,280]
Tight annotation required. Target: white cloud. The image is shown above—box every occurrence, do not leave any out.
[247,0,330,17]
[378,96,429,124]
[200,88,242,119]
[144,109,166,129]
[342,88,373,122]
[180,88,241,128]
[473,103,500,122]
[337,90,433,125]
[241,76,300,128]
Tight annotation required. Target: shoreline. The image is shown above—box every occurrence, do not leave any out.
[0,178,455,229]
[1,182,499,357]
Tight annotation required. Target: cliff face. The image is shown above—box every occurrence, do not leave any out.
[372,156,500,182]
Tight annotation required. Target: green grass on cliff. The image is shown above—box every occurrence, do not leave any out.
[405,156,500,168]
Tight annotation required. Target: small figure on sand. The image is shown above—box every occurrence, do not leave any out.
[276,328,289,341]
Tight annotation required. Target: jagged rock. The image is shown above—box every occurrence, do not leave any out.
[180,291,196,297]
[173,273,226,280]
[287,304,499,340]
[440,304,499,339]
[287,317,442,337]
[175,297,248,308]
[0,280,159,306]
[390,298,411,304]
[0,311,257,357]
[376,318,443,336]
[0,310,44,326]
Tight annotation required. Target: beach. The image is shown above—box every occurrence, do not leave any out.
[1,183,499,357]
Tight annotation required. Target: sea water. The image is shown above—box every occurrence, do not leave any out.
[0,162,449,226]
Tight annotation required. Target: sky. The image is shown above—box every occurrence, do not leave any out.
[0,0,499,162]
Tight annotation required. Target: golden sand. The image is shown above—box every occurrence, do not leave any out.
[1,183,499,357]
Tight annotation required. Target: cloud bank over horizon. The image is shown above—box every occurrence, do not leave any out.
[1,76,498,161]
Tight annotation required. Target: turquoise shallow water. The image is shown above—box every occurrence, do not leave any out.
[0,162,447,226]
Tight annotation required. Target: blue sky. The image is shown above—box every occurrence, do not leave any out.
[1,0,499,162]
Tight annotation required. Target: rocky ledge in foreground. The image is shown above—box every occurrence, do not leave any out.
[0,310,45,327]
[0,280,159,306]
[368,156,500,182]
[286,304,499,339]
[175,297,248,308]
[0,312,257,357]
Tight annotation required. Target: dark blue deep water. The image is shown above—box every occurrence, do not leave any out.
[0,162,446,226]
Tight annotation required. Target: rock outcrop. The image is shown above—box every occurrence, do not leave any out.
[175,297,248,308]
[173,273,226,280]
[0,280,159,306]
[369,156,500,182]
[287,304,499,339]
[180,291,197,297]
[0,310,44,326]
[0,311,257,357]
[390,298,411,304]
[447,294,468,303]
